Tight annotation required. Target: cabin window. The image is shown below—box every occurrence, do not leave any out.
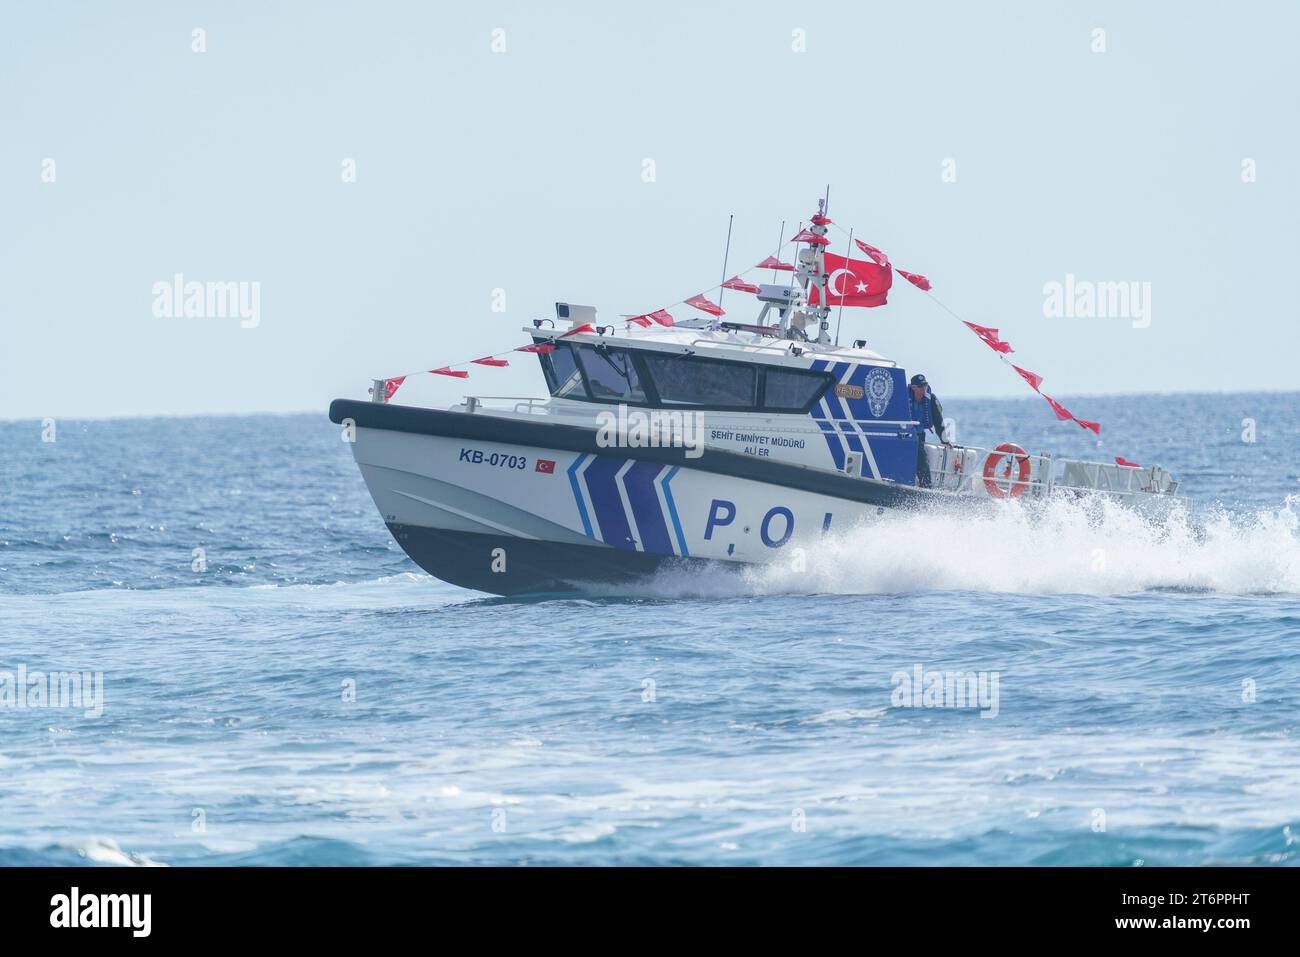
[541,343,587,399]
[573,345,648,403]
[640,354,757,407]
[762,367,832,411]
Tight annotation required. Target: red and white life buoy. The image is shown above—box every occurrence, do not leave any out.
[982,443,1032,498]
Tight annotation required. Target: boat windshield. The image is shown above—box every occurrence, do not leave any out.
[573,344,648,402]
[639,353,756,407]
[537,341,832,413]
[546,342,586,398]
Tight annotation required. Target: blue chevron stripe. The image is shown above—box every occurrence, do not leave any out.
[623,461,673,556]
[583,455,637,550]
[661,466,688,557]
[809,359,845,469]
[567,453,593,538]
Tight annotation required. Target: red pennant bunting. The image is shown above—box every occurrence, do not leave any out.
[1012,364,1044,392]
[429,367,469,378]
[790,228,830,246]
[559,323,596,338]
[1075,418,1101,435]
[722,276,760,294]
[1040,393,1074,421]
[854,240,891,269]
[516,343,556,354]
[627,309,674,327]
[757,256,795,271]
[898,269,932,291]
[382,376,406,401]
[1115,456,1142,468]
[685,294,724,317]
[962,321,1014,354]
[472,357,509,367]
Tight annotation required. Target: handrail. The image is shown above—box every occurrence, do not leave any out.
[689,338,807,358]
[461,395,552,416]
[689,337,898,366]
[924,443,1175,497]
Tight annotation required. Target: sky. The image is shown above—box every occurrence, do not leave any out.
[2,0,1297,419]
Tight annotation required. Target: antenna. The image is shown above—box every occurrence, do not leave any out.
[834,226,854,347]
[771,219,785,282]
[716,213,734,313]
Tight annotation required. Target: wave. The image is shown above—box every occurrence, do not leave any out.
[624,495,1300,598]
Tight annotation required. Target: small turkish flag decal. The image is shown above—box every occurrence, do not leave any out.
[535,459,556,474]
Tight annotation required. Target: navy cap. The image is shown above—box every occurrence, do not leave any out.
[909,374,927,387]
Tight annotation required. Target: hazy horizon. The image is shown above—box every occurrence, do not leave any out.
[4,384,1297,426]
[4,1,1297,419]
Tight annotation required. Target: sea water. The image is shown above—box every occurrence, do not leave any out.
[1,392,1297,865]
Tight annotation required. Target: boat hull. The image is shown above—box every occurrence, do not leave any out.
[330,398,951,596]
[385,523,730,595]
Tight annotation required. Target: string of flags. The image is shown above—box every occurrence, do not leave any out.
[799,220,1137,459]
[380,323,602,398]
[622,219,921,329]
[956,315,1102,436]
[880,241,1144,465]
[374,214,1144,467]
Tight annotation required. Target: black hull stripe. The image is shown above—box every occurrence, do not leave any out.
[330,398,951,509]
[387,524,735,597]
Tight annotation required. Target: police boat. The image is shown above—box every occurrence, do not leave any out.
[329,202,1182,595]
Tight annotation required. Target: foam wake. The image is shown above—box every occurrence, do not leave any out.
[630,495,1300,598]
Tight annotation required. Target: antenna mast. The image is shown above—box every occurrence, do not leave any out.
[716,214,734,314]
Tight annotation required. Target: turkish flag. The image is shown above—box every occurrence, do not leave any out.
[790,227,830,246]
[1041,392,1074,421]
[963,321,1013,354]
[854,240,891,268]
[685,294,724,317]
[535,459,556,474]
[898,269,932,291]
[808,252,892,308]
[629,309,673,327]
[722,276,760,294]
[1012,364,1044,392]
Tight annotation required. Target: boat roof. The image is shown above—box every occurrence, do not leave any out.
[525,320,898,370]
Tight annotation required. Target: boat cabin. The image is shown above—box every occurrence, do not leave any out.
[524,317,923,485]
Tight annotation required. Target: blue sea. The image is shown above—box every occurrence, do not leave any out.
[2,392,1298,866]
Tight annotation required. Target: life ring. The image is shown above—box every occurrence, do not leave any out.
[982,443,1032,498]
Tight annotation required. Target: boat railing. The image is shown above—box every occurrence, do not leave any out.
[688,337,898,366]
[689,338,806,359]
[461,395,552,417]
[923,443,1179,499]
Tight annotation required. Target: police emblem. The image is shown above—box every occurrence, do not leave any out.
[865,367,894,417]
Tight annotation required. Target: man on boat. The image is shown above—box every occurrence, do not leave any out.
[908,373,948,489]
